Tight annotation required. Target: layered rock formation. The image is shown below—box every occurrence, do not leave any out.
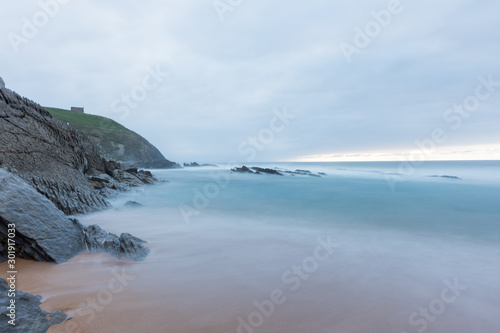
[0,80,117,215]
[0,169,150,263]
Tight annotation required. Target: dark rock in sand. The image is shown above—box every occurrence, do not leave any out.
[0,80,114,214]
[84,224,121,255]
[119,233,150,260]
[84,224,150,261]
[0,277,68,333]
[0,169,86,263]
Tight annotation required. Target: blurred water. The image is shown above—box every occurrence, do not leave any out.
[68,161,500,333]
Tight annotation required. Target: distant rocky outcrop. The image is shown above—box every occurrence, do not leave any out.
[0,277,67,333]
[231,166,283,175]
[0,169,150,263]
[231,166,254,173]
[429,175,462,180]
[183,162,217,167]
[231,166,325,177]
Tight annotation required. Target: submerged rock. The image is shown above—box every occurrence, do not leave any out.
[429,175,462,180]
[84,225,150,261]
[0,277,68,333]
[251,167,283,176]
[231,166,254,173]
[119,233,150,260]
[124,201,143,208]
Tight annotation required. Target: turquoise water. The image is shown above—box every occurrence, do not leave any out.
[78,161,500,333]
[118,161,500,242]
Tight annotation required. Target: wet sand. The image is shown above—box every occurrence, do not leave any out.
[2,208,499,333]
[0,254,406,333]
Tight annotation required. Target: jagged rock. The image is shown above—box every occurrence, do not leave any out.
[84,225,121,255]
[85,168,102,177]
[0,169,85,263]
[125,168,138,174]
[0,169,150,263]
[0,84,115,214]
[112,170,146,187]
[119,233,150,260]
[231,166,254,173]
[0,277,68,333]
[98,188,119,199]
[124,201,143,207]
[84,225,150,261]
[136,170,156,184]
[251,167,283,176]
[0,76,5,89]
[88,174,114,190]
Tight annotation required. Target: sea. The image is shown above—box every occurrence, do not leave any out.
[47,161,500,333]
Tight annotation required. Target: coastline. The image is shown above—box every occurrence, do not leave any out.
[2,164,500,332]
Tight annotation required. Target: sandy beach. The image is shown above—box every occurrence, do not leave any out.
[2,200,498,333]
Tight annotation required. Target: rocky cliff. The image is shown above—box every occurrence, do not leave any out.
[0,81,120,214]
[46,107,178,169]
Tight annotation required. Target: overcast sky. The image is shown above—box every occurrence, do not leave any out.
[1,0,499,163]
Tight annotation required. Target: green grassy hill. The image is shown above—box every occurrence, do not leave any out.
[45,107,177,168]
